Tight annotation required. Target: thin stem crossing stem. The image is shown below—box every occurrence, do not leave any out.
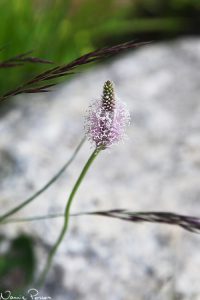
[0,137,85,224]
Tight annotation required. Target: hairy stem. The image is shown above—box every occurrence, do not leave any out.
[37,147,101,287]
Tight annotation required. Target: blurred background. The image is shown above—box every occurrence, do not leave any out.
[1,1,200,299]
[0,0,200,96]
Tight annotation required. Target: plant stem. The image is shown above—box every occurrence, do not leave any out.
[0,137,85,224]
[37,147,101,287]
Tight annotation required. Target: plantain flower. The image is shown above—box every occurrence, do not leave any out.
[85,80,130,149]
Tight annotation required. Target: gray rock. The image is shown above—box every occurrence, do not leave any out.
[1,38,200,299]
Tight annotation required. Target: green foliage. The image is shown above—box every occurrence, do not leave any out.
[0,0,199,96]
[0,234,35,291]
[0,0,129,94]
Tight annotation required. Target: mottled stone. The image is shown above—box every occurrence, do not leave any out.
[0,38,200,299]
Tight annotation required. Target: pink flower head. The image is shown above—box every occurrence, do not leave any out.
[85,80,130,149]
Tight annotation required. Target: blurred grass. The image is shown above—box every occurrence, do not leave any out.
[0,0,129,94]
[0,0,200,95]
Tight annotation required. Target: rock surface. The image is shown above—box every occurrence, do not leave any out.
[1,38,200,299]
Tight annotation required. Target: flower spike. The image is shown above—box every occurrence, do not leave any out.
[85,81,130,149]
[102,80,115,112]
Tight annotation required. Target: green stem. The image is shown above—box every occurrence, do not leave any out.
[0,138,85,224]
[37,147,101,287]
